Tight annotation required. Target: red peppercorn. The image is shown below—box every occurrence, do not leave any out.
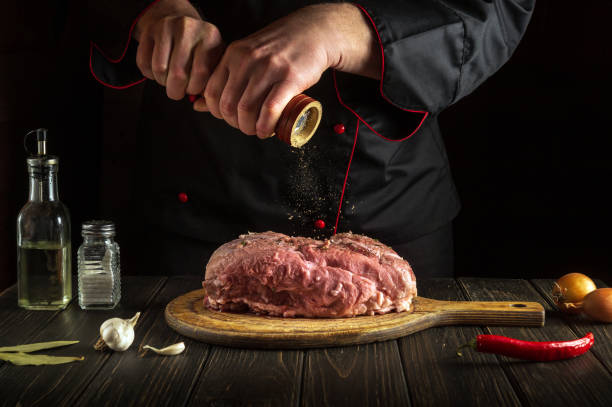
[333,124,345,134]
[314,219,325,229]
[178,192,189,203]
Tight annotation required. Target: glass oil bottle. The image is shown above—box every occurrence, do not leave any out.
[17,128,72,310]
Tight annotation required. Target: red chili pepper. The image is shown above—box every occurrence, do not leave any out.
[457,332,594,361]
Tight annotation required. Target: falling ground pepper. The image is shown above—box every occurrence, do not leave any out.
[284,144,339,239]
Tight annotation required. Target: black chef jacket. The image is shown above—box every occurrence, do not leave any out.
[89,0,534,276]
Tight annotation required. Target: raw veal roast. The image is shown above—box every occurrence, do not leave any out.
[203,231,417,317]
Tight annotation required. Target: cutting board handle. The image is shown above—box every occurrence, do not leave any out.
[414,297,545,327]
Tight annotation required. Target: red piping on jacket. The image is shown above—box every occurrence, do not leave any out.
[333,3,429,142]
[89,44,147,90]
[333,119,360,235]
[331,4,431,234]
[89,0,161,89]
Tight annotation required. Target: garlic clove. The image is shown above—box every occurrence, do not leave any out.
[143,342,185,356]
[96,312,141,352]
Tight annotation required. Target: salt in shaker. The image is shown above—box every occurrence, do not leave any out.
[77,220,121,309]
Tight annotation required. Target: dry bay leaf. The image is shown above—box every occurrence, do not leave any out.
[0,352,84,366]
[0,341,79,353]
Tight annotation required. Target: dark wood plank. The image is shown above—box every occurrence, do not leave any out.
[398,278,521,407]
[459,278,612,407]
[531,278,612,374]
[0,276,165,407]
[76,276,211,406]
[301,341,410,407]
[0,285,63,367]
[189,347,303,407]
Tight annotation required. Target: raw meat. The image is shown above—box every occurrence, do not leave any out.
[203,231,417,317]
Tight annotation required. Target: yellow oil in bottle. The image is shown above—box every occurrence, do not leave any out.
[17,241,72,310]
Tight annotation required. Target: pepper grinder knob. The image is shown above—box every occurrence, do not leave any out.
[274,94,322,148]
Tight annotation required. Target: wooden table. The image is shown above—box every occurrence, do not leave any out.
[0,276,611,407]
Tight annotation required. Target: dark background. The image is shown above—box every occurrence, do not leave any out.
[1,0,610,291]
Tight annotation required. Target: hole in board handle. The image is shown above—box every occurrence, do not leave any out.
[510,303,527,308]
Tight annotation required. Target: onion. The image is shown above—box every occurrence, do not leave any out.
[583,288,612,322]
[551,273,597,314]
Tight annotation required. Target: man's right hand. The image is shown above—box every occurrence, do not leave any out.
[133,0,224,101]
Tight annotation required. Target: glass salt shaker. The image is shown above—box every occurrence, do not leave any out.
[77,220,121,309]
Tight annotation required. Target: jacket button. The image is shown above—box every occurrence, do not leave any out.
[314,219,325,229]
[333,123,345,134]
[178,192,189,203]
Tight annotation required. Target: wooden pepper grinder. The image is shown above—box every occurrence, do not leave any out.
[189,93,322,148]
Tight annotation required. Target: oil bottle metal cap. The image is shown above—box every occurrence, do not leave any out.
[27,156,59,166]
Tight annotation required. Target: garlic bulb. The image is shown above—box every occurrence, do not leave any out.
[143,342,185,356]
[97,312,140,351]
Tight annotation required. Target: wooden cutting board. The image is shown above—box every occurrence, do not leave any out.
[165,289,545,349]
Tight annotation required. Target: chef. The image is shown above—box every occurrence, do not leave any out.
[89,0,534,277]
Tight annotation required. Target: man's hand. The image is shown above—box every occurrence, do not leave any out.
[196,3,381,139]
[134,0,224,101]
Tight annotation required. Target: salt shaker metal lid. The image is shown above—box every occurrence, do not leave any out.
[82,220,116,237]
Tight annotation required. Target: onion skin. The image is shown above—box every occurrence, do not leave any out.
[583,288,612,323]
[552,273,597,314]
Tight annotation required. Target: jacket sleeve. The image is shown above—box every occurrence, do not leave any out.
[335,0,534,139]
[88,0,160,89]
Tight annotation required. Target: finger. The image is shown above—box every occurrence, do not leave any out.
[136,34,155,80]
[151,21,173,86]
[236,76,269,136]
[193,98,209,112]
[256,81,301,139]
[166,40,194,100]
[204,64,228,120]
[185,39,222,97]
[218,68,250,130]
